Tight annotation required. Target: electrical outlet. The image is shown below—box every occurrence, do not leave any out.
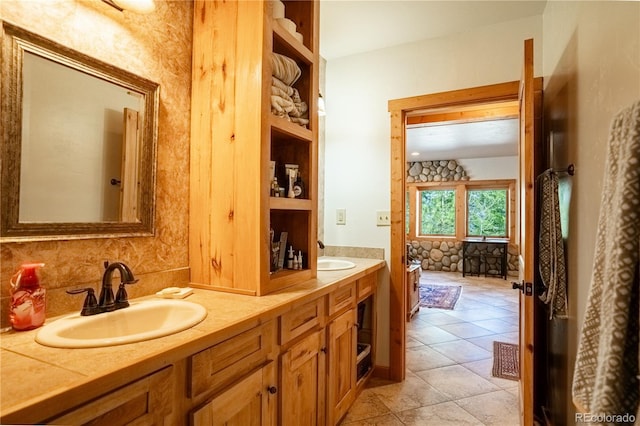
[376,211,391,226]
[336,208,346,225]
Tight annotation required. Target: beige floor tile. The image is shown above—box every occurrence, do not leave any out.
[472,318,519,334]
[438,321,497,339]
[455,389,520,425]
[405,335,425,349]
[416,364,500,400]
[461,358,520,389]
[395,401,484,425]
[417,311,465,326]
[341,388,390,423]
[430,339,493,363]
[407,325,459,345]
[407,345,457,372]
[371,375,450,412]
[340,413,404,426]
[466,334,501,352]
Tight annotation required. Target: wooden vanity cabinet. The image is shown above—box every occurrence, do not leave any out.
[279,329,326,425]
[47,366,174,425]
[327,307,358,425]
[190,0,320,296]
[406,264,421,320]
[191,362,277,426]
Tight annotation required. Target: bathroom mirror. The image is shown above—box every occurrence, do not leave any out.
[1,21,159,240]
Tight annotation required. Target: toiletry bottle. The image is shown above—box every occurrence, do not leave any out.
[9,263,46,331]
[298,251,304,269]
[293,174,304,198]
[287,246,294,269]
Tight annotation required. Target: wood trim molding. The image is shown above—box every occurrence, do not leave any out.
[388,81,525,383]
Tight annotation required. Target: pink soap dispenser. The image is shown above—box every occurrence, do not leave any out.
[9,263,46,331]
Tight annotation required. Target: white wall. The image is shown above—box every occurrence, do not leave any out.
[324,16,542,366]
[542,1,640,423]
[457,157,517,180]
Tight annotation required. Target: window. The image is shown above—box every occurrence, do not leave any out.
[406,180,514,241]
[467,189,508,237]
[419,189,455,236]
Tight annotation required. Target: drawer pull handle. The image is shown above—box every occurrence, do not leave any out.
[267,386,278,394]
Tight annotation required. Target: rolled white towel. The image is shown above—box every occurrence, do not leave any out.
[271,52,301,86]
[272,0,285,19]
[276,18,296,35]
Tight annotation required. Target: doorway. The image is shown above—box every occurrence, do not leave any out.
[387,81,523,381]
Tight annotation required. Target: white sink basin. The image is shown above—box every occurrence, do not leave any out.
[317,258,356,271]
[35,299,207,348]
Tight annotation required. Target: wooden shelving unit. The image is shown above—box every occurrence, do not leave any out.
[189,0,319,296]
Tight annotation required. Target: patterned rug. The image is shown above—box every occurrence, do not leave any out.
[419,284,462,310]
[492,341,520,381]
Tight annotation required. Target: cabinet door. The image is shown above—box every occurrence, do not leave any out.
[327,308,357,425]
[280,329,326,425]
[191,362,277,426]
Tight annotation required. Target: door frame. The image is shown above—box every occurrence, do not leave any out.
[387,80,536,381]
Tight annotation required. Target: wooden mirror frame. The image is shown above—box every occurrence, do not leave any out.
[1,21,159,241]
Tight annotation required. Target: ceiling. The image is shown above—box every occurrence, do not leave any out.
[319,0,547,161]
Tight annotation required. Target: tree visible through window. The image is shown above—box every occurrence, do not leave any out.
[467,189,507,237]
[420,189,455,235]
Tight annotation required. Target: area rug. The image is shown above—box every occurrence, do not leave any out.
[492,341,520,381]
[419,284,462,310]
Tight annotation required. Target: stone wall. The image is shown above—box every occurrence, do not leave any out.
[406,160,469,182]
[408,239,519,276]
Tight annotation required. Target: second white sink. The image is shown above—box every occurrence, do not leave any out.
[35,299,207,348]
[317,258,356,271]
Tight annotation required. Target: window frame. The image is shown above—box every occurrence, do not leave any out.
[466,186,510,238]
[406,179,516,243]
[417,187,457,237]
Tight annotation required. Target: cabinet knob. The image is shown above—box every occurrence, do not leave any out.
[320,347,327,353]
[267,386,277,394]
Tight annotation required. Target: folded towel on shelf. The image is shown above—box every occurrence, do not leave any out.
[271,94,294,117]
[272,76,294,97]
[572,99,640,418]
[271,52,301,86]
[270,75,308,125]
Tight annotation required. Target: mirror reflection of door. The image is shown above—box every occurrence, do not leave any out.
[19,51,143,223]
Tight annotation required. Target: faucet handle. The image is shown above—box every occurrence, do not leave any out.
[66,288,100,316]
[115,280,136,309]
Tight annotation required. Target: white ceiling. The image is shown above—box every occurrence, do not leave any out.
[406,118,519,160]
[319,0,547,161]
[319,0,547,60]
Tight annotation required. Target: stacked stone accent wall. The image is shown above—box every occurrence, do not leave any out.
[408,240,519,276]
[406,160,469,182]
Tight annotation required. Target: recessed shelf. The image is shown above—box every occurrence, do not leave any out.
[270,115,313,141]
[270,197,312,211]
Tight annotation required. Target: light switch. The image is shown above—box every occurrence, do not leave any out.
[336,208,346,225]
[376,211,391,226]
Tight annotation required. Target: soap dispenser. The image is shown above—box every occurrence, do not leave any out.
[9,263,46,331]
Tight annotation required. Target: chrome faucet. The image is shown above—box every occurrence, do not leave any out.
[100,261,138,311]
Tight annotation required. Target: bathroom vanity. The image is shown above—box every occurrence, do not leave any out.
[0,258,384,425]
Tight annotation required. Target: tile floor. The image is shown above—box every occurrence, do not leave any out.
[341,270,521,426]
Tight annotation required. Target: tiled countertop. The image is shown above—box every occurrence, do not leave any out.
[0,257,385,423]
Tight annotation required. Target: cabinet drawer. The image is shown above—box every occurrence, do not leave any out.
[357,273,376,301]
[49,366,174,425]
[328,281,356,317]
[280,297,325,345]
[190,321,275,400]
